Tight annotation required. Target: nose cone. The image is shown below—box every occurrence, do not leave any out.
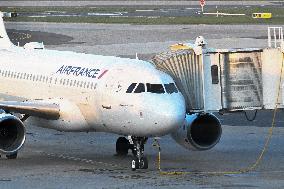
[127,93,186,137]
[152,93,186,136]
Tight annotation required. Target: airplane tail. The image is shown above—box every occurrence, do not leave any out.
[0,12,14,49]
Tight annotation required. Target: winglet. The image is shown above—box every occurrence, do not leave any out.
[0,12,14,49]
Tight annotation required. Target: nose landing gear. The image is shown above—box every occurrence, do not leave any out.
[116,136,148,170]
[130,136,148,170]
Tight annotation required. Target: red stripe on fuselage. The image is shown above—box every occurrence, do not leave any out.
[98,70,108,79]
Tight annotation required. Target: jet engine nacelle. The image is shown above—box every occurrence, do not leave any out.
[0,113,25,154]
[171,113,222,151]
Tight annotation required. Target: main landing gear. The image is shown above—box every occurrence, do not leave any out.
[116,136,148,171]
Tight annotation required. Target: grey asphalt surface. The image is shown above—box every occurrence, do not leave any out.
[1,22,284,188]
[6,22,284,59]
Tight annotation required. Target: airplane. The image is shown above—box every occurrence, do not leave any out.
[0,12,222,170]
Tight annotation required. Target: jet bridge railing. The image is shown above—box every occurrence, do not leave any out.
[152,50,204,112]
[152,48,284,113]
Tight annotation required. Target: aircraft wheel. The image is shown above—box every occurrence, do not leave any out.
[116,137,129,156]
[6,153,17,159]
[140,157,148,169]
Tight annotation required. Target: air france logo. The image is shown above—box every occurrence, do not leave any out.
[56,65,108,79]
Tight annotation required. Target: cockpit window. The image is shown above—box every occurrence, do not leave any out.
[126,83,137,93]
[134,83,145,93]
[146,83,165,94]
[165,83,178,94]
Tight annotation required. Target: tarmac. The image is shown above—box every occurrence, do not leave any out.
[1,22,284,188]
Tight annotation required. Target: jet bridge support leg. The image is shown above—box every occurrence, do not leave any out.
[131,136,148,171]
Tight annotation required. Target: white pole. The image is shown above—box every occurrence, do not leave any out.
[278,27,282,46]
[281,27,284,48]
[268,27,271,47]
[274,28,277,48]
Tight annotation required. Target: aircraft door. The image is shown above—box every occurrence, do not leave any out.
[101,69,123,128]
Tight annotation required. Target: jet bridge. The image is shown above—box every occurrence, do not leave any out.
[152,43,284,113]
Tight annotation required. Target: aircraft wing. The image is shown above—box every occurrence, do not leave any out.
[0,100,60,120]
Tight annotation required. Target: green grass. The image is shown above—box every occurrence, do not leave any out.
[216,7,284,16]
[5,16,284,25]
[2,6,284,25]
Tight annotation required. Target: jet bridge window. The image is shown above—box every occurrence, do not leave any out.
[126,83,137,93]
[211,65,219,84]
[146,83,165,94]
[134,83,145,93]
[165,83,178,94]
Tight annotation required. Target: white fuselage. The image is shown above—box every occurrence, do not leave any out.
[0,46,186,137]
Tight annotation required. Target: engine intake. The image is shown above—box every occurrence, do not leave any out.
[0,114,25,154]
[171,113,222,151]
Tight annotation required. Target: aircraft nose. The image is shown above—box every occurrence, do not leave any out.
[156,94,186,135]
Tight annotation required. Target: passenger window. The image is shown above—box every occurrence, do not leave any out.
[146,83,165,94]
[165,83,178,94]
[134,83,145,93]
[126,83,137,93]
